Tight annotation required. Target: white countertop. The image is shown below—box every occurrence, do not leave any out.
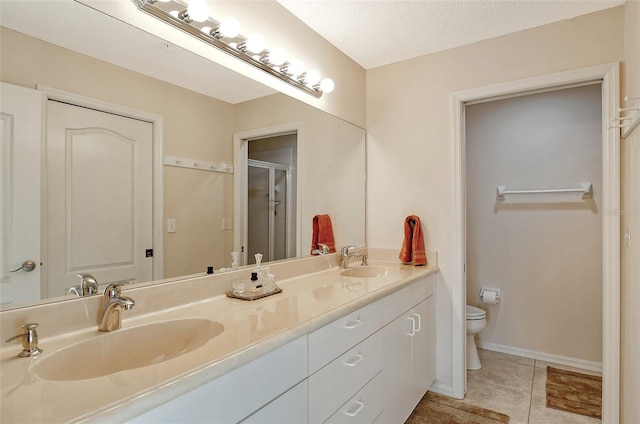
[0,255,438,423]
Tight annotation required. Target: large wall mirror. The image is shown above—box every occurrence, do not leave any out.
[0,1,365,311]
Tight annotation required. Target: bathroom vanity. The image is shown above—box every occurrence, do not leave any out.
[0,250,437,423]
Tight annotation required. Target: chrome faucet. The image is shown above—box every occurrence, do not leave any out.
[98,282,135,332]
[312,243,330,255]
[340,245,362,269]
[67,273,99,297]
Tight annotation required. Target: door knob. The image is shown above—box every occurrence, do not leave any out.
[10,260,37,273]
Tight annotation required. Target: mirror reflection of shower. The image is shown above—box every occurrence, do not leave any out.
[247,134,297,264]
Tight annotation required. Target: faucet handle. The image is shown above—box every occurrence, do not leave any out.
[317,243,330,254]
[104,281,129,298]
[5,323,43,357]
[341,245,356,257]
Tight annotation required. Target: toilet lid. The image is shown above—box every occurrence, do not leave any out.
[466,305,486,319]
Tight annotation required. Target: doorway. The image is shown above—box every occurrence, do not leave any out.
[234,123,301,266]
[465,84,603,367]
[451,63,620,422]
[1,84,164,306]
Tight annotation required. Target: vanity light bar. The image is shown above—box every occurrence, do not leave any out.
[131,0,330,98]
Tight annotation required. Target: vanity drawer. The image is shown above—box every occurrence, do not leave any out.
[309,331,383,424]
[382,274,434,325]
[324,371,384,424]
[308,300,382,374]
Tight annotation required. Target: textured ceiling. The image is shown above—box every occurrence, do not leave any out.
[278,0,625,70]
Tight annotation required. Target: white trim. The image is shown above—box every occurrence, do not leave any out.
[451,62,620,423]
[233,122,302,265]
[37,85,165,281]
[477,341,602,373]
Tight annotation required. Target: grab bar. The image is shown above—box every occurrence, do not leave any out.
[497,182,592,200]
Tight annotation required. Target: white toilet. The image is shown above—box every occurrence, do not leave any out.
[466,305,487,370]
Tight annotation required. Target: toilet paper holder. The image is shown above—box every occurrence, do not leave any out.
[480,287,501,304]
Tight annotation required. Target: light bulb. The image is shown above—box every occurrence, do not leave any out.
[287,59,305,77]
[319,78,335,93]
[268,48,286,66]
[245,34,265,54]
[305,70,321,86]
[201,26,212,34]
[169,10,180,19]
[219,16,240,38]
[187,0,210,22]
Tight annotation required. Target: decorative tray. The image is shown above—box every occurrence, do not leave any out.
[225,286,282,301]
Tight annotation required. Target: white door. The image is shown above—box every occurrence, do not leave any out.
[0,83,42,307]
[45,100,153,297]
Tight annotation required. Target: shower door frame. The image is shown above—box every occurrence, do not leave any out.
[247,159,292,263]
[450,62,620,422]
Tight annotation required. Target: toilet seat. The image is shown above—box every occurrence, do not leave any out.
[466,305,486,320]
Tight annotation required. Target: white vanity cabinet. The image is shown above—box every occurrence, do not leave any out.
[382,274,436,424]
[127,272,435,424]
[128,336,308,424]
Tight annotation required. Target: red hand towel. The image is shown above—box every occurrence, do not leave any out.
[399,215,427,266]
[311,214,336,254]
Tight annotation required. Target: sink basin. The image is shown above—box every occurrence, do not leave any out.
[32,318,224,381]
[340,266,391,279]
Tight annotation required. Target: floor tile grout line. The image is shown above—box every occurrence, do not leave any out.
[527,359,538,423]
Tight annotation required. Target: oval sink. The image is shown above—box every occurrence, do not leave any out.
[340,266,391,279]
[32,318,224,381]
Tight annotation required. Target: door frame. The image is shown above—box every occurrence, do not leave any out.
[451,63,620,421]
[233,122,302,265]
[37,86,164,284]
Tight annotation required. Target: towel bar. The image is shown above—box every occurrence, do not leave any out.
[497,183,592,200]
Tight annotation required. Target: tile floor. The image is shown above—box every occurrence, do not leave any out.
[461,349,602,424]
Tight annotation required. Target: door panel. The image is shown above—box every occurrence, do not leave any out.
[247,165,270,263]
[0,83,42,306]
[45,101,153,296]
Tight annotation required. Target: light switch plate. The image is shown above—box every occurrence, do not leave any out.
[168,219,176,233]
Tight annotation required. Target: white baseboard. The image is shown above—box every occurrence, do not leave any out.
[428,380,459,399]
[476,340,602,373]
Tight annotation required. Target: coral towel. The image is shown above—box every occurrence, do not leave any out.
[311,214,336,254]
[399,215,427,266]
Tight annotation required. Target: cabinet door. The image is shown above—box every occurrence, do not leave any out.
[241,380,307,424]
[382,311,415,424]
[128,337,307,423]
[411,296,435,406]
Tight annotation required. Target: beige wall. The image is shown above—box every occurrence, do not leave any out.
[234,94,367,254]
[366,7,624,391]
[621,1,640,422]
[0,27,236,279]
[466,85,602,364]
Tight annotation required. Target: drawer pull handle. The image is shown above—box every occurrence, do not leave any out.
[407,316,416,336]
[345,353,364,367]
[344,318,362,329]
[344,400,365,417]
[413,312,422,332]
